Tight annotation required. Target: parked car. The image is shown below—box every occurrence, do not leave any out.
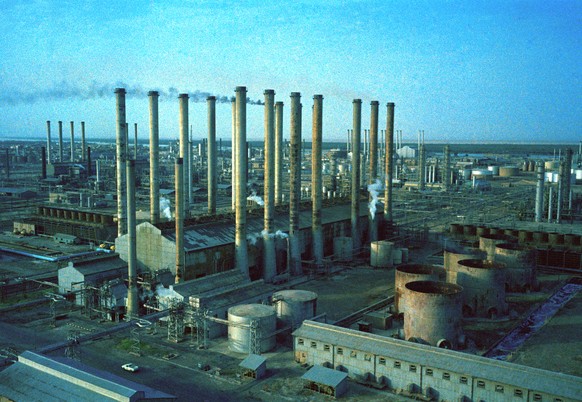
[122,363,139,372]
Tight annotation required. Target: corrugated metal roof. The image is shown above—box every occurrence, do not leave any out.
[171,270,249,298]
[301,365,347,387]
[68,255,127,276]
[293,321,582,399]
[239,354,266,370]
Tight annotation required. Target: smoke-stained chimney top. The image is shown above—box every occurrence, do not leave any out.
[371,100,379,105]
[148,90,159,96]
[290,92,301,98]
[264,89,275,95]
[235,86,247,93]
[114,88,126,94]
[313,94,323,100]
[353,99,362,104]
[178,93,189,99]
[207,95,216,101]
[387,102,395,107]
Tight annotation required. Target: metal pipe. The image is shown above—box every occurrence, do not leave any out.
[149,91,160,224]
[275,101,284,206]
[175,158,184,283]
[126,159,138,316]
[58,120,63,162]
[179,93,191,207]
[69,121,74,162]
[312,94,324,268]
[134,123,138,160]
[557,161,563,223]
[231,98,236,211]
[564,148,573,211]
[351,99,362,252]
[235,86,249,277]
[87,147,92,177]
[41,147,46,179]
[548,186,553,223]
[263,90,276,282]
[419,144,426,190]
[81,121,86,162]
[384,102,395,222]
[115,88,127,236]
[535,160,545,222]
[46,121,51,164]
[207,96,217,214]
[289,92,302,275]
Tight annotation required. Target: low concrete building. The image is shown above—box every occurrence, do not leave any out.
[293,320,582,401]
[239,354,267,379]
[301,365,348,398]
[0,351,176,401]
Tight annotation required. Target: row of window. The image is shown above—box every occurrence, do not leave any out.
[297,338,563,402]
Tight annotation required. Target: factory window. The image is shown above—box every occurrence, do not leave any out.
[350,350,357,358]
[324,344,330,352]
[460,376,468,384]
[533,395,542,401]
[477,380,485,389]
[394,361,401,369]
[337,348,343,355]
[379,357,386,365]
[310,341,317,349]
[409,365,417,373]
[495,385,504,393]
[364,354,371,362]
[442,372,450,381]
[514,389,523,398]
[425,369,433,376]
[298,338,304,345]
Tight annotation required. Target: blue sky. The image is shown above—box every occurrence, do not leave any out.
[0,0,580,143]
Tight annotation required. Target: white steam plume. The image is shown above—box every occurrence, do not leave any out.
[367,179,383,220]
[247,191,264,206]
[160,197,172,220]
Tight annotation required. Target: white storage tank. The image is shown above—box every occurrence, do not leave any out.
[370,240,394,268]
[333,237,353,261]
[228,304,277,353]
[272,290,317,330]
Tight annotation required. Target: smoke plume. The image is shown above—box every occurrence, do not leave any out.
[367,179,383,220]
[1,81,264,105]
[160,197,172,220]
[247,190,265,206]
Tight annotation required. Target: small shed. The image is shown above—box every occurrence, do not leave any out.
[54,233,80,245]
[302,365,348,398]
[239,354,267,379]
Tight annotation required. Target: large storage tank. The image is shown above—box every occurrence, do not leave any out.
[499,166,519,177]
[395,264,442,314]
[370,240,394,268]
[272,290,317,330]
[333,237,353,261]
[494,243,537,292]
[544,160,558,170]
[443,246,485,283]
[479,233,515,260]
[228,304,277,353]
[456,259,507,318]
[403,281,463,349]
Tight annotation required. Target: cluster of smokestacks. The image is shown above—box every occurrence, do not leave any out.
[45,120,86,164]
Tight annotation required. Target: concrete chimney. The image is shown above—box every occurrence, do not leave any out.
[351,99,362,253]
[275,101,284,206]
[231,98,236,211]
[557,161,564,223]
[69,121,74,162]
[87,147,92,177]
[419,144,426,191]
[535,160,545,222]
[149,91,160,224]
[46,121,51,164]
[312,95,324,268]
[289,92,302,275]
[369,101,379,243]
[115,88,127,236]
[58,120,63,162]
[41,147,47,179]
[81,121,86,162]
[548,186,553,223]
[179,93,191,208]
[564,148,573,211]
[263,90,276,282]
[96,159,101,184]
[444,145,451,191]
[134,123,138,160]
[175,158,184,283]
[207,96,217,214]
[126,159,139,316]
[384,103,395,224]
[235,87,249,277]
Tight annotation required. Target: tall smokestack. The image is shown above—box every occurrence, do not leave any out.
[369,101,379,243]
[275,101,284,206]
[535,160,545,222]
[564,148,573,211]
[351,99,362,253]
[235,87,249,277]
[231,98,237,211]
[207,96,217,214]
[384,103,395,223]
[312,95,324,268]
[444,145,451,191]
[548,186,553,223]
[46,121,51,165]
[179,93,191,208]
[58,120,63,162]
[70,121,74,162]
[557,160,564,223]
[126,159,139,316]
[175,158,184,283]
[81,121,86,162]
[87,147,92,177]
[115,88,128,236]
[149,91,160,224]
[41,147,47,179]
[134,123,138,160]
[263,90,276,282]
[289,92,302,275]
[419,144,426,191]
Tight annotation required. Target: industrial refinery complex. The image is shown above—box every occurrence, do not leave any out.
[1,88,582,401]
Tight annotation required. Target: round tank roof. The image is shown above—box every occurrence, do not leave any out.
[397,264,434,275]
[405,280,462,295]
[272,289,318,302]
[228,304,275,318]
[457,259,505,270]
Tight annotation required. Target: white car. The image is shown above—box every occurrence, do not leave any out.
[122,363,139,372]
